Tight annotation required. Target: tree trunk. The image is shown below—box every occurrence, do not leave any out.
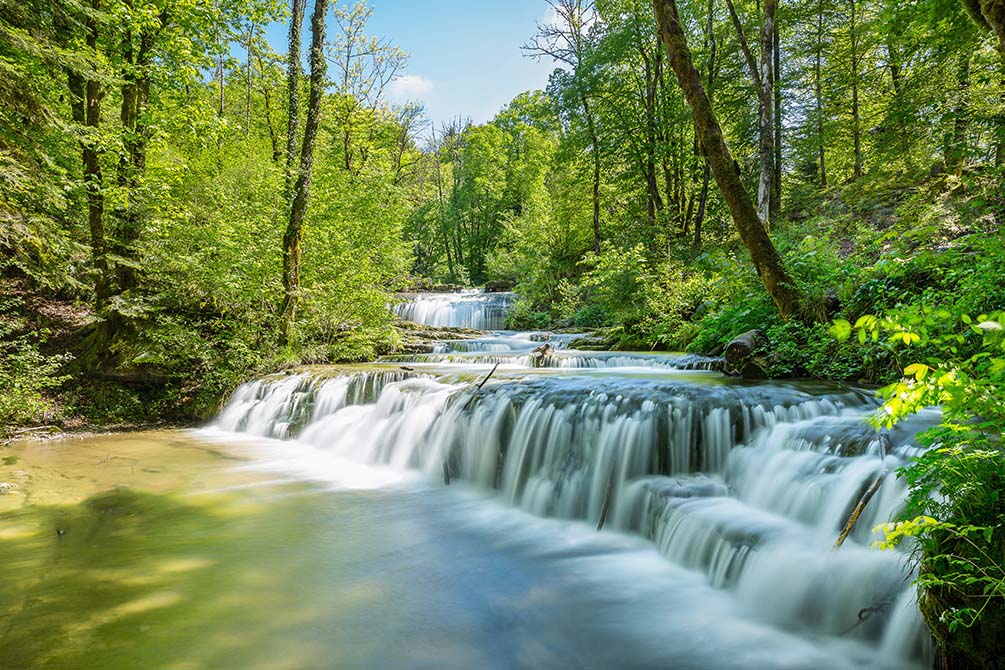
[691,0,716,253]
[582,94,602,254]
[643,50,665,227]
[947,53,970,174]
[693,162,709,252]
[246,22,254,135]
[756,0,778,228]
[723,0,775,226]
[217,35,225,117]
[849,0,863,180]
[772,19,782,218]
[653,0,803,319]
[285,0,306,197]
[279,0,327,342]
[83,0,109,311]
[116,10,157,294]
[257,50,283,163]
[815,0,827,187]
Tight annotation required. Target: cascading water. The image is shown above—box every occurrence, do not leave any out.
[212,292,935,669]
[393,289,515,329]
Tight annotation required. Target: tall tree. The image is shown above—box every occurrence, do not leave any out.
[962,0,1005,165]
[285,0,306,197]
[525,0,602,253]
[280,0,327,340]
[653,0,803,319]
[723,0,778,225]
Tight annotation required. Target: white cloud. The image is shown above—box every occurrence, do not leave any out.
[390,74,434,101]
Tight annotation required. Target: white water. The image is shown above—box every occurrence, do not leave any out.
[393,289,515,329]
[213,292,934,669]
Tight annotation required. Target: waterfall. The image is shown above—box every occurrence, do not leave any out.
[393,290,515,329]
[211,326,936,668]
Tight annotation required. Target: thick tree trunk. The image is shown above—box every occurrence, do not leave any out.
[279,0,327,341]
[653,0,803,319]
[285,0,306,197]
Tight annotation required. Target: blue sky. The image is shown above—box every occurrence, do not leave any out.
[262,0,558,128]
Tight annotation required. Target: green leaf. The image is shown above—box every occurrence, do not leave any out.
[830,319,851,342]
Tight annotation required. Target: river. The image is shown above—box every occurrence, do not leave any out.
[0,290,934,669]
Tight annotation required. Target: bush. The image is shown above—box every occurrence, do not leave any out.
[505,298,551,330]
[842,308,1005,665]
[0,303,70,426]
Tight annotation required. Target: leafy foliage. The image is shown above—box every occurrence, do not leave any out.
[835,308,1005,654]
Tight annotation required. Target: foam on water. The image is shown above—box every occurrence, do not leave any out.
[212,290,935,668]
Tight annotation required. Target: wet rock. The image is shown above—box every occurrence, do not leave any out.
[483,280,515,292]
[568,335,613,351]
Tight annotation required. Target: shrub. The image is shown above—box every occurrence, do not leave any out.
[839,309,1005,665]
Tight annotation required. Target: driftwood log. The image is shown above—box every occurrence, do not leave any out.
[724,329,769,378]
[724,329,768,366]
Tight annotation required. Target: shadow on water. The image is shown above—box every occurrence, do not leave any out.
[0,484,361,670]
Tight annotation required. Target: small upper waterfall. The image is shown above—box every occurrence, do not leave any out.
[393,290,515,329]
[211,319,936,669]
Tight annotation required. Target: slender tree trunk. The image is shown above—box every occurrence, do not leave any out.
[257,51,283,163]
[691,0,716,253]
[772,19,782,218]
[723,0,775,225]
[279,0,327,341]
[82,0,109,311]
[217,38,225,117]
[756,0,778,228]
[815,0,827,187]
[285,0,306,197]
[694,163,710,252]
[886,40,914,171]
[996,42,1005,166]
[246,22,254,134]
[116,11,157,295]
[654,0,803,319]
[581,94,602,253]
[947,53,970,174]
[849,0,863,180]
[643,50,665,227]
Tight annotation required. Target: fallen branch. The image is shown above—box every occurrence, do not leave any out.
[462,362,499,411]
[833,473,885,550]
[597,463,617,531]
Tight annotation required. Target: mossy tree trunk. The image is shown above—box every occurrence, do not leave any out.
[653,0,803,320]
[279,0,327,342]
